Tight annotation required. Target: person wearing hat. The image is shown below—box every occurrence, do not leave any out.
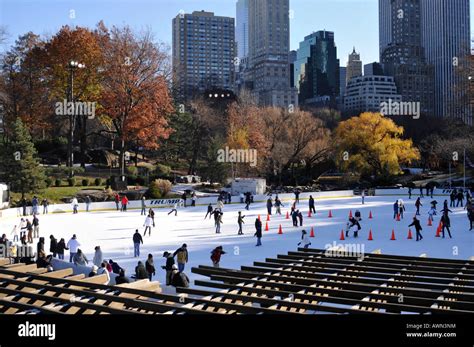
[210,246,226,268]
[173,244,188,272]
[161,251,176,285]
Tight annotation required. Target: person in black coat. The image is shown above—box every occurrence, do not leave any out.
[145,254,156,281]
[135,261,148,280]
[49,235,58,258]
[297,210,303,226]
[309,196,316,214]
[161,251,176,286]
[204,203,213,219]
[408,216,423,241]
[266,198,273,215]
[36,237,45,259]
[254,218,262,246]
[109,259,123,274]
[440,212,452,238]
[115,269,131,285]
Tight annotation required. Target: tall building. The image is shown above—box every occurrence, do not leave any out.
[172,11,235,102]
[339,67,347,98]
[247,0,297,107]
[379,0,434,116]
[364,62,384,76]
[344,75,402,116]
[236,0,249,60]
[294,31,340,106]
[346,48,363,85]
[420,0,471,124]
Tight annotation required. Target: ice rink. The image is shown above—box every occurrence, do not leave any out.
[1,194,473,291]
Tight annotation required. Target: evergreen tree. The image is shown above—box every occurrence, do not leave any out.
[0,118,45,198]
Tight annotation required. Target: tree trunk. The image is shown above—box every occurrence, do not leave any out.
[80,115,87,169]
[119,138,125,178]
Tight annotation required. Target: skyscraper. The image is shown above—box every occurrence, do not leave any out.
[346,48,363,85]
[236,0,249,60]
[420,0,471,124]
[379,0,434,116]
[172,11,235,102]
[294,31,340,106]
[247,0,297,107]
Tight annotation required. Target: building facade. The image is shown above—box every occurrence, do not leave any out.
[346,48,363,85]
[236,0,249,60]
[172,11,235,102]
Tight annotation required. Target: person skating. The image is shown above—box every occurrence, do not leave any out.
[419,186,424,198]
[168,202,178,216]
[266,198,273,215]
[93,246,103,268]
[41,198,49,214]
[213,209,223,234]
[121,195,129,211]
[254,218,262,246]
[173,244,188,272]
[56,238,68,260]
[245,193,251,210]
[465,200,474,231]
[408,187,412,199]
[161,251,175,286]
[415,197,422,216]
[347,217,361,238]
[191,192,197,207]
[145,254,156,282]
[133,229,143,257]
[134,261,148,280]
[450,189,456,208]
[10,225,19,243]
[72,197,79,214]
[408,216,423,241]
[67,234,81,262]
[456,190,464,208]
[115,194,120,211]
[294,189,300,204]
[291,209,298,227]
[26,219,33,244]
[210,246,226,268]
[170,264,190,288]
[32,214,39,238]
[73,249,88,266]
[393,200,399,219]
[237,211,245,235]
[181,192,187,208]
[309,195,316,214]
[297,230,311,249]
[148,208,155,226]
[204,203,213,219]
[398,199,406,219]
[85,195,91,212]
[143,214,154,236]
[31,196,39,215]
[440,212,452,238]
[275,197,283,215]
[361,190,365,205]
[297,210,303,227]
[141,196,147,216]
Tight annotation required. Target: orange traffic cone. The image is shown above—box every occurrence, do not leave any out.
[328,210,333,218]
[310,227,315,238]
[265,222,269,231]
[407,229,413,239]
[308,210,312,218]
[390,229,396,240]
[340,229,345,240]
[349,210,353,218]
[258,214,261,221]
[278,225,283,234]
[267,214,270,222]
[369,211,373,219]
[435,222,442,237]
[427,218,432,226]
[396,213,401,221]
[368,229,373,241]
[286,211,289,219]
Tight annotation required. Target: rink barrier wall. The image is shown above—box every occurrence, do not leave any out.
[374,188,455,197]
[0,190,354,220]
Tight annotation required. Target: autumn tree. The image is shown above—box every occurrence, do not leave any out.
[333,112,420,177]
[99,26,174,176]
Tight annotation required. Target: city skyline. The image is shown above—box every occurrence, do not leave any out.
[3,0,472,66]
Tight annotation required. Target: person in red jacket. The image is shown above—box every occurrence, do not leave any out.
[210,246,226,268]
[121,195,129,212]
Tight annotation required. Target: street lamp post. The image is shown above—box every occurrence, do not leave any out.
[66,60,85,177]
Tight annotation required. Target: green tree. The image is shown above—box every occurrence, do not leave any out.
[0,118,45,198]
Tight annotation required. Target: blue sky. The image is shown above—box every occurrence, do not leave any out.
[0,0,473,65]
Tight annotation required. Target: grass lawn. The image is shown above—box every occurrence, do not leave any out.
[10,185,104,204]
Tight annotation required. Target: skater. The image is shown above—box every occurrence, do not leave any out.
[408,187,412,199]
[244,193,251,210]
[67,235,81,263]
[73,249,88,266]
[440,212,452,238]
[216,199,224,211]
[10,225,19,242]
[275,196,283,215]
[266,197,273,216]
[133,229,143,257]
[148,208,155,226]
[141,196,147,215]
[294,189,300,204]
[170,265,190,288]
[168,202,178,216]
[408,216,423,241]
[361,190,365,205]
[419,186,424,198]
[26,219,33,244]
[85,195,91,212]
[143,214,154,236]
[121,195,129,211]
[465,200,474,231]
[173,244,188,272]
[393,200,399,219]
[181,192,187,207]
[134,261,148,280]
[213,209,223,234]
[32,214,39,238]
[210,246,226,268]
[297,210,303,227]
[309,195,316,214]
[450,189,456,208]
[93,246,103,268]
[161,251,175,286]
[72,196,79,214]
[237,211,245,235]
[428,205,436,223]
[430,186,434,198]
[347,217,361,238]
[291,209,298,227]
[254,218,262,246]
[56,238,67,260]
[204,203,213,219]
[398,199,406,219]
[19,218,27,239]
[145,254,156,281]
[297,230,311,249]
[31,196,39,215]
[115,194,120,210]
[191,192,197,207]
[41,198,49,214]
[415,197,422,216]
[456,189,464,207]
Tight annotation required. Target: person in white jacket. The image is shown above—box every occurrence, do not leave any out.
[67,234,81,263]
[297,230,312,249]
[71,197,79,214]
[93,246,103,267]
[143,214,154,236]
[10,225,19,242]
[97,261,110,285]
